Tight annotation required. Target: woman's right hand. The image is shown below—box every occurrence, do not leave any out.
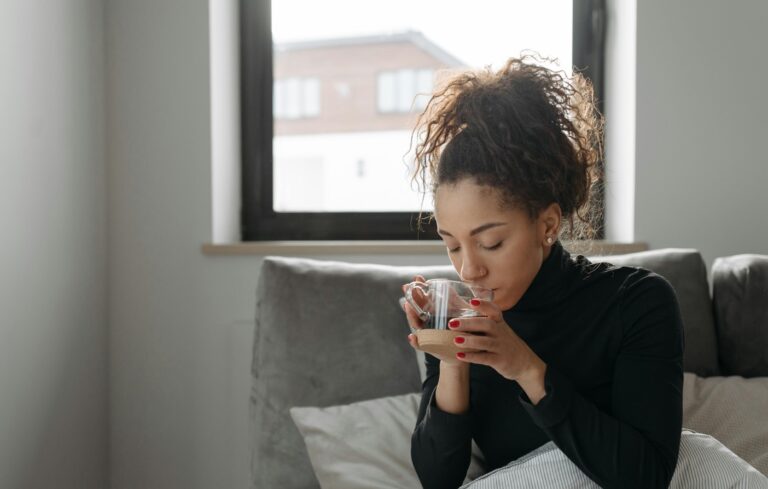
[401,275,462,365]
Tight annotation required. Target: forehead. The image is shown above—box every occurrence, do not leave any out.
[435,179,502,212]
[434,180,527,232]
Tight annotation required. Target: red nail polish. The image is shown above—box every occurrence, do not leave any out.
[457,352,466,359]
[454,336,465,344]
[470,298,481,306]
[448,319,460,328]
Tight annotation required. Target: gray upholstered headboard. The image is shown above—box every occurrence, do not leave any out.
[249,248,719,488]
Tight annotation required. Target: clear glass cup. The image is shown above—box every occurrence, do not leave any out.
[402,279,494,330]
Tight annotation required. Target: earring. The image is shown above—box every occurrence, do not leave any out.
[546,236,554,245]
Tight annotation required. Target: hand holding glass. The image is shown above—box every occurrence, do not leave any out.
[401,279,493,358]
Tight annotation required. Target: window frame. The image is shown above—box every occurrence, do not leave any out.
[240,0,606,241]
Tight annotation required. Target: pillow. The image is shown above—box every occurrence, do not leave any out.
[712,253,768,377]
[460,431,768,489]
[289,392,485,489]
[672,431,768,487]
[683,372,768,475]
[458,441,596,489]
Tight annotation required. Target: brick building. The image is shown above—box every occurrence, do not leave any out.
[271,31,465,212]
[274,30,466,135]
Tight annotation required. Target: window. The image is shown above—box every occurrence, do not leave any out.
[377,69,434,113]
[240,0,606,240]
[274,77,320,119]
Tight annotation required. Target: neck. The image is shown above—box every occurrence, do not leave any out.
[542,244,552,262]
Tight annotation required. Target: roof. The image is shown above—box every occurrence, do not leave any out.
[274,30,466,67]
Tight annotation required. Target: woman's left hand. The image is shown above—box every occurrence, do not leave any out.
[451,298,547,386]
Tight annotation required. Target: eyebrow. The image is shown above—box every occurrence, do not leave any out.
[437,222,508,238]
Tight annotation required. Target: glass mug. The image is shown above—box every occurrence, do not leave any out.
[401,279,494,330]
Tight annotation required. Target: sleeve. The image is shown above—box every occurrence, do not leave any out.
[518,272,684,489]
[411,352,473,489]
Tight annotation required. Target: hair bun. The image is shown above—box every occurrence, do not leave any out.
[411,54,604,240]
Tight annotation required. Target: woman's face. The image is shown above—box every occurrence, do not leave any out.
[433,178,560,311]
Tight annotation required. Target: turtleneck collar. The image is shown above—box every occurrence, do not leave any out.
[507,240,574,313]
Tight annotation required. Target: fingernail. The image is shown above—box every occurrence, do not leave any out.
[457,352,466,359]
[454,336,465,344]
[448,319,460,328]
[470,298,481,306]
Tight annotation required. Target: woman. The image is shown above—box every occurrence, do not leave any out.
[402,57,684,489]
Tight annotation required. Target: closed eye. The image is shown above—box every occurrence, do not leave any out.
[448,242,502,253]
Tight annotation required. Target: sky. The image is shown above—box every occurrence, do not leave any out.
[271,0,572,72]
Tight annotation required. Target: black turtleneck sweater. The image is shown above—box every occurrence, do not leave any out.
[411,241,684,489]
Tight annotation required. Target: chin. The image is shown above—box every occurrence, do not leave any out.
[491,290,511,309]
[493,288,522,311]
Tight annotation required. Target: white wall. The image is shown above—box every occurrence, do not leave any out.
[604,0,636,243]
[635,0,768,266]
[0,1,107,488]
[106,1,768,488]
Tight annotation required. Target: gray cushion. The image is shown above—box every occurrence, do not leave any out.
[250,256,456,489]
[712,254,768,377]
[588,248,720,376]
[682,373,768,475]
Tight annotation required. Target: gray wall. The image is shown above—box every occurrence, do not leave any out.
[0,1,107,488]
[635,0,768,265]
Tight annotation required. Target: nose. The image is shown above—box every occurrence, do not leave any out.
[460,253,487,283]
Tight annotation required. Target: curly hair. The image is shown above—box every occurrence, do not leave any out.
[410,55,605,240]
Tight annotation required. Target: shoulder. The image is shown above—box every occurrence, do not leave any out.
[615,267,679,312]
[572,253,677,305]
[575,254,681,326]
[567,254,667,298]
[610,267,683,354]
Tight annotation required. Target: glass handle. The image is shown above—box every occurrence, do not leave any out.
[404,282,431,322]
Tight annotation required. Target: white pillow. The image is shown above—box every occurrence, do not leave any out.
[459,441,596,489]
[460,430,768,489]
[289,392,485,489]
[672,430,768,487]
[683,372,768,475]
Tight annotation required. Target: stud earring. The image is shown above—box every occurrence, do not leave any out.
[546,236,554,245]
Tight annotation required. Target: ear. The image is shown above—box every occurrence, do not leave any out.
[538,203,562,240]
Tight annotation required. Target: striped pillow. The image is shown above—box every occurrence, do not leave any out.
[461,430,768,489]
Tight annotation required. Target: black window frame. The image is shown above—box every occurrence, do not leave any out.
[240,0,606,241]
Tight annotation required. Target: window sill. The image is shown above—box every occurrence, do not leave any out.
[201,240,649,256]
